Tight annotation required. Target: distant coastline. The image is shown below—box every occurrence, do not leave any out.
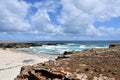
[0,40,120,49]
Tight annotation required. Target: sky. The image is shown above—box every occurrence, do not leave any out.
[0,0,120,41]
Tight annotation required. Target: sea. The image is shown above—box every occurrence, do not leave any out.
[15,41,120,59]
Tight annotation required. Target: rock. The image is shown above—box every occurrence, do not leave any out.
[56,55,70,60]
[20,65,32,73]
[14,65,32,80]
[65,72,75,79]
[63,51,74,55]
[15,44,120,80]
[0,42,64,49]
[33,68,67,79]
[109,44,120,48]
[15,66,70,80]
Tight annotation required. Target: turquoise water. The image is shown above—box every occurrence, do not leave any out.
[29,41,120,59]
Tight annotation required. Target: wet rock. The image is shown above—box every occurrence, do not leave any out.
[63,51,74,55]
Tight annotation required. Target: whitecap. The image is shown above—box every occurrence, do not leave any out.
[79,45,86,48]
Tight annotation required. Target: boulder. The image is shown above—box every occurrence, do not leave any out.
[109,44,120,48]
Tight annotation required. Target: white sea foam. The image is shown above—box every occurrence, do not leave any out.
[29,43,109,59]
[79,45,86,48]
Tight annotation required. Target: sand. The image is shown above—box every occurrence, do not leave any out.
[0,49,49,80]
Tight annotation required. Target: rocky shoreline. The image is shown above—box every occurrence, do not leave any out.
[14,44,120,80]
[0,41,64,49]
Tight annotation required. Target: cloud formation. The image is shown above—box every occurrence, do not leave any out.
[58,0,120,37]
[0,0,120,40]
[0,0,31,32]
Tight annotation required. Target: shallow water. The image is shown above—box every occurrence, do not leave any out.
[12,41,120,59]
[29,41,120,59]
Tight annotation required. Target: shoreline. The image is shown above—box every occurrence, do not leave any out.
[0,42,120,80]
[15,44,120,80]
[0,49,49,80]
[11,48,60,60]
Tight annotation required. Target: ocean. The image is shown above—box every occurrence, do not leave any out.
[26,41,120,59]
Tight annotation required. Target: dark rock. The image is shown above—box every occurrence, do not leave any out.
[63,51,74,55]
[109,44,120,48]
[0,42,64,49]
[56,55,70,60]
[84,68,89,71]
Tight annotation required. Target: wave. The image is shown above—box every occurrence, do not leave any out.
[79,45,86,48]
[31,44,108,53]
[29,43,109,59]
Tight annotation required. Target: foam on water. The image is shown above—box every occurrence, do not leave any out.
[29,42,111,59]
[79,45,86,48]
[28,41,120,59]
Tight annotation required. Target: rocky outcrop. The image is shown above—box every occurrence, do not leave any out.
[15,65,69,80]
[0,42,64,49]
[15,44,120,80]
[0,42,41,49]
[109,44,120,48]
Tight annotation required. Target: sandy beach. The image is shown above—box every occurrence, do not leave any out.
[0,49,49,80]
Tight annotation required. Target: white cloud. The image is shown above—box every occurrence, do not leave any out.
[58,0,120,37]
[33,0,61,12]
[28,0,63,35]
[0,0,31,32]
[30,9,63,34]
[0,0,64,41]
[0,0,120,40]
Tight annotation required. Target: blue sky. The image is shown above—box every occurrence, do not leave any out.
[0,0,120,41]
